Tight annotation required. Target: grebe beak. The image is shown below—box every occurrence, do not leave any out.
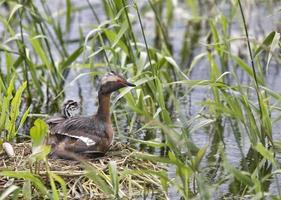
[124,80,136,87]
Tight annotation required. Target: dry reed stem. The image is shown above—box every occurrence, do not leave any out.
[0,142,166,199]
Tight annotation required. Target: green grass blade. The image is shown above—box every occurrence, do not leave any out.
[60,46,84,71]
[0,171,49,198]
[50,172,67,200]
[22,180,31,200]
[0,185,19,200]
[8,81,26,140]
[65,0,72,32]
[48,172,59,200]
[7,3,23,23]
[109,161,119,197]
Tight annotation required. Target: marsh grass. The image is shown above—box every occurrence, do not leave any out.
[0,141,166,199]
[0,76,29,142]
[1,0,281,199]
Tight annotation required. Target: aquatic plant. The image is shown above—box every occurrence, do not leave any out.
[1,0,281,199]
[0,76,29,142]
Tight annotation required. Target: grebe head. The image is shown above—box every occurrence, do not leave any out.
[62,100,80,118]
[99,71,135,94]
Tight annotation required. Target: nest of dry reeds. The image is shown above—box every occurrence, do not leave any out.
[0,142,167,199]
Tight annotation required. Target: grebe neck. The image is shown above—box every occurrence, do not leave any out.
[96,93,111,121]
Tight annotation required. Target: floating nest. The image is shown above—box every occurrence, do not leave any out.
[0,142,167,199]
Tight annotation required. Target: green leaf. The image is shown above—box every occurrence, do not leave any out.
[66,0,72,32]
[192,145,208,170]
[0,96,8,131]
[22,180,31,200]
[60,46,83,71]
[164,56,189,80]
[49,172,59,200]
[103,23,129,54]
[254,31,276,58]
[0,75,6,93]
[30,36,52,71]
[155,77,165,108]
[224,161,253,186]
[5,51,14,79]
[8,4,23,23]
[112,21,128,50]
[0,185,19,200]
[8,81,26,140]
[189,119,216,133]
[109,161,119,197]
[50,172,67,200]
[166,0,174,26]
[13,55,24,69]
[29,145,51,162]
[16,106,30,134]
[254,143,276,165]
[30,119,48,148]
[232,55,263,84]
[0,171,49,198]
[27,59,44,97]
[265,31,280,72]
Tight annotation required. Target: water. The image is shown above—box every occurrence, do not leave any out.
[3,0,281,198]
[60,1,281,198]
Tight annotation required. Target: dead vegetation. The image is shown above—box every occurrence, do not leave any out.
[0,142,167,199]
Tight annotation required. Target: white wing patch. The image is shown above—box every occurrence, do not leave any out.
[57,132,96,146]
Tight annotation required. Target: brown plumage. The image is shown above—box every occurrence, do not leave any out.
[46,72,135,159]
